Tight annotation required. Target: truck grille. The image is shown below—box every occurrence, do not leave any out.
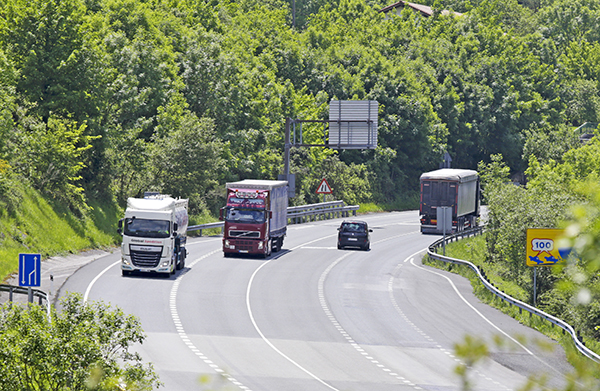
[232,239,255,251]
[130,247,162,268]
[229,230,260,238]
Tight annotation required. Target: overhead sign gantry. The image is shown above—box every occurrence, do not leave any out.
[280,100,379,197]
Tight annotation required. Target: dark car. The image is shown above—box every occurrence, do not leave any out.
[337,220,372,250]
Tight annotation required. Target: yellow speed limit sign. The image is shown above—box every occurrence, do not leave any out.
[526,228,571,267]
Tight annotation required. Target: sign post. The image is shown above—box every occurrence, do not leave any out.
[19,253,41,303]
[315,178,333,202]
[526,228,571,306]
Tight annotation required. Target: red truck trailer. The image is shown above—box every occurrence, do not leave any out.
[220,179,288,257]
[419,168,480,234]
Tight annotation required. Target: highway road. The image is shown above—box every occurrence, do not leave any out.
[59,211,576,391]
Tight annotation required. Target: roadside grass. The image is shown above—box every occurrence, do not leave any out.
[382,192,419,211]
[0,183,119,282]
[188,209,222,237]
[357,203,384,214]
[423,234,600,360]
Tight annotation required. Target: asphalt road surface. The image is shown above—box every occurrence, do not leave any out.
[58,211,578,391]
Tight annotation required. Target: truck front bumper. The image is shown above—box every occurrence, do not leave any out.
[223,238,266,254]
[121,255,173,274]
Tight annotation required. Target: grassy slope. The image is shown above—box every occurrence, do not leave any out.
[0,183,121,282]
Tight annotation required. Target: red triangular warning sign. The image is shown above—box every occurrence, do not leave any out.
[316,178,333,194]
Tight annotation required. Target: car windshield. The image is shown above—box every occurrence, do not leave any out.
[124,218,170,238]
[225,208,265,224]
[341,223,366,233]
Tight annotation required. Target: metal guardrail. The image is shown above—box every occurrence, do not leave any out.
[187,221,224,236]
[427,227,600,363]
[0,201,357,311]
[187,201,359,235]
[287,201,359,224]
[0,284,51,317]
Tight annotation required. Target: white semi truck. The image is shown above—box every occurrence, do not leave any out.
[118,195,188,276]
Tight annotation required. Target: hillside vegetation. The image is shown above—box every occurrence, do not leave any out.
[1,0,599,213]
[1,1,600,283]
[0,180,120,280]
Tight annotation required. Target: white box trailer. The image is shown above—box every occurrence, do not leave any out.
[118,195,188,276]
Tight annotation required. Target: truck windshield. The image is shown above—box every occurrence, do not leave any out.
[225,208,265,224]
[124,218,170,238]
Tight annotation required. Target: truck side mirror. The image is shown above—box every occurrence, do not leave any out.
[219,207,224,221]
[269,211,273,219]
[117,219,123,234]
[173,223,178,236]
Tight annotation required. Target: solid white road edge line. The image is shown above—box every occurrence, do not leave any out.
[84,260,120,302]
[410,254,569,378]
[391,251,511,391]
[409,256,533,354]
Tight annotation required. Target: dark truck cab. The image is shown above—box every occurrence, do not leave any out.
[220,179,288,257]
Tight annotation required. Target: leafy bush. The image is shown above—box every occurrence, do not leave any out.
[0,293,160,390]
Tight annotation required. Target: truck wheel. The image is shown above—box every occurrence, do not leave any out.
[277,237,283,251]
[176,252,185,270]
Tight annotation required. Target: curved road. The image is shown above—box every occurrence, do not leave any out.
[59,211,575,390]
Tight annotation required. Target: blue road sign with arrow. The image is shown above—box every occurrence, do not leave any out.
[19,253,41,287]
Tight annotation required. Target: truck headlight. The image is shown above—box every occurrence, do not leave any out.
[258,241,264,250]
[224,239,230,247]
[122,258,130,266]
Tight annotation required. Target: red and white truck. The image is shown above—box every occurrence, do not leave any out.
[220,179,288,257]
[419,168,480,234]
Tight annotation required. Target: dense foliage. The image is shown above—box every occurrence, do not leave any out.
[0,293,160,390]
[479,132,600,345]
[0,0,599,216]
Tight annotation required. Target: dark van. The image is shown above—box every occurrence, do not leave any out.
[337,220,372,250]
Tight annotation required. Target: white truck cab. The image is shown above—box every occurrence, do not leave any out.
[118,195,188,277]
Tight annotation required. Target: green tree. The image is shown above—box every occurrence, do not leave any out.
[10,115,98,209]
[0,48,16,159]
[521,124,581,166]
[0,0,97,122]
[479,155,578,299]
[0,293,160,390]
[151,98,227,213]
